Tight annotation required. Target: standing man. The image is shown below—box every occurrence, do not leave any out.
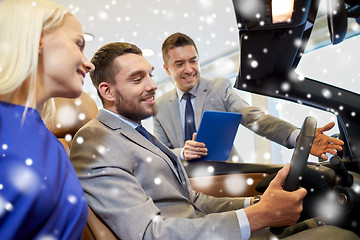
[153,32,344,162]
[70,42,356,240]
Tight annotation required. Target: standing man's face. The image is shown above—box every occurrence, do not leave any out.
[163,45,200,92]
[112,53,158,123]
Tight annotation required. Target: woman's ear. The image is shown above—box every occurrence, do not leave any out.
[39,33,44,55]
[98,82,115,102]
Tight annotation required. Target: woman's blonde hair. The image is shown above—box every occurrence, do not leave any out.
[0,0,71,116]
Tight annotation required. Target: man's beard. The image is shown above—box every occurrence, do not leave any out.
[114,89,158,123]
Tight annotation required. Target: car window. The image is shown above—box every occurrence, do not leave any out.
[297,32,360,95]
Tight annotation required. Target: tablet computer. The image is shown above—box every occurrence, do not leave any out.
[195,111,242,161]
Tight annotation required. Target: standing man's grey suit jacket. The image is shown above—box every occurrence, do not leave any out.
[153,77,298,160]
[70,109,247,239]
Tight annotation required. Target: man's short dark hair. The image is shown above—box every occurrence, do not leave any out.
[90,42,142,103]
[162,32,198,64]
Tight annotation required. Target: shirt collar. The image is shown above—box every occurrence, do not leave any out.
[102,108,139,129]
[175,82,199,102]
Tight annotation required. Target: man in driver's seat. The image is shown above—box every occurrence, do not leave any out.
[70,42,359,240]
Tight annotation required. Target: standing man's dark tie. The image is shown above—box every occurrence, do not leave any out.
[184,93,196,142]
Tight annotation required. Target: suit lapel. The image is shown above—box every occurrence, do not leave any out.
[194,78,208,129]
[128,129,189,194]
[152,138,189,191]
[97,109,188,191]
[167,89,185,146]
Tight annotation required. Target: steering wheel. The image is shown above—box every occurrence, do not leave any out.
[283,116,317,191]
[270,116,317,234]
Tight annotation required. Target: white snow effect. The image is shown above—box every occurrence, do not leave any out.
[263,152,271,160]
[297,74,305,81]
[251,60,258,68]
[294,38,302,47]
[281,82,291,92]
[2,144,7,150]
[67,194,78,204]
[231,155,240,163]
[235,0,262,20]
[78,113,86,121]
[212,59,236,76]
[246,178,254,186]
[55,105,77,128]
[152,215,163,225]
[199,0,213,9]
[352,183,360,194]
[25,158,33,166]
[321,88,332,99]
[37,234,57,240]
[5,202,13,212]
[250,122,259,132]
[207,166,214,173]
[154,177,162,185]
[76,136,84,144]
[110,187,120,197]
[351,221,358,228]
[224,175,247,196]
[0,195,14,217]
[65,134,72,142]
[98,11,108,20]
[9,164,40,193]
[97,145,107,154]
[315,190,342,222]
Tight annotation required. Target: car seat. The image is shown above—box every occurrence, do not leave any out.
[45,92,119,240]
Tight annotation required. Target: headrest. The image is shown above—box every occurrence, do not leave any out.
[45,91,99,139]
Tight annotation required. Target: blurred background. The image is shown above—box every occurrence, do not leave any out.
[55,0,360,164]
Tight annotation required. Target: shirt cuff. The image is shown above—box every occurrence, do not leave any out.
[244,197,252,208]
[288,129,301,148]
[179,148,185,161]
[235,209,251,240]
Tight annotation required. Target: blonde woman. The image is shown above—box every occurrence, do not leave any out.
[0,0,94,239]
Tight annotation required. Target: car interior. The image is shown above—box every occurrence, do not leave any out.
[190,0,360,236]
[47,0,360,238]
[45,92,119,240]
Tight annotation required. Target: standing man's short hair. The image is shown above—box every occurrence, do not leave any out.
[90,42,142,103]
[162,32,198,65]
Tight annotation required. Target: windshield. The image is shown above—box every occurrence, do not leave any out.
[296,0,360,95]
[297,34,360,95]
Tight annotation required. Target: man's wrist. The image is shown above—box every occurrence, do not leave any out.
[180,148,185,160]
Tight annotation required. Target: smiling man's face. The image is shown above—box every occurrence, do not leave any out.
[163,45,200,92]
